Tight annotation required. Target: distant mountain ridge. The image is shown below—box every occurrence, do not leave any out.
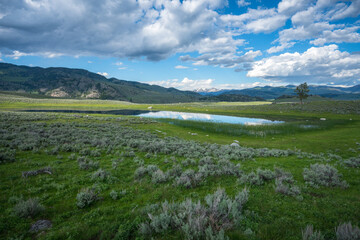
[1,62,359,102]
[196,85,360,100]
[0,62,201,103]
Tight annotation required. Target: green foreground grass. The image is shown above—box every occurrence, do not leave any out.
[0,93,359,239]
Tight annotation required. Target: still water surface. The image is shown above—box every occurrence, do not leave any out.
[22,109,283,125]
[138,111,283,125]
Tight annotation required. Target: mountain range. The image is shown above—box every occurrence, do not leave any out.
[1,62,359,102]
[0,63,201,103]
[196,85,360,100]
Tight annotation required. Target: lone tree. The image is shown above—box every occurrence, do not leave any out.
[295,82,309,104]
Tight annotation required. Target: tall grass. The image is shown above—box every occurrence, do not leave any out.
[155,118,343,137]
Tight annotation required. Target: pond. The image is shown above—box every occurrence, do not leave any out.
[137,111,283,125]
[22,109,283,125]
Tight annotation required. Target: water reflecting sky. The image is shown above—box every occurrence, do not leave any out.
[138,111,283,125]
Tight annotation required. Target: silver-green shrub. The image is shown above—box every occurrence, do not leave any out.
[91,168,115,183]
[238,168,275,186]
[302,225,324,240]
[151,169,168,184]
[146,165,159,175]
[0,149,16,164]
[303,164,348,188]
[274,167,294,183]
[110,190,118,200]
[13,198,44,218]
[134,166,147,179]
[181,158,196,167]
[77,156,99,170]
[336,222,360,240]
[239,172,263,185]
[76,188,99,208]
[174,169,203,188]
[166,164,183,178]
[275,179,301,197]
[140,188,249,239]
[257,168,275,180]
[343,157,360,168]
[274,167,302,199]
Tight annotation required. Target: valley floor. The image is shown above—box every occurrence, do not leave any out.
[0,93,359,239]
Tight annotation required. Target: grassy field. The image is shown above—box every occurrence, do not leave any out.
[0,93,359,240]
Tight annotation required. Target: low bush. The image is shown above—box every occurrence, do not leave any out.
[134,166,147,179]
[174,169,203,188]
[90,149,101,157]
[166,164,183,178]
[13,198,45,218]
[275,179,301,197]
[302,225,324,240]
[91,168,115,183]
[139,188,249,239]
[151,169,168,184]
[77,156,99,170]
[134,164,160,180]
[76,188,99,208]
[303,164,348,188]
[110,189,127,200]
[112,158,124,169]
[181,158,196,167]
[336,222,360,240]
[238,168,275,186]
[274,167,294,183]
[132,156,143,166]
[273,167,302,199]
[343,157,360,168]
[0,149,16,164]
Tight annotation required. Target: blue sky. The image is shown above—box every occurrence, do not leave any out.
[0,0,359,90]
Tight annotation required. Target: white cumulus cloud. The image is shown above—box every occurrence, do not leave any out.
[175,65,189,69]
[248,44,360,85]
[149,77,214,91]
[237,0,250,7]
[97,72,109,77]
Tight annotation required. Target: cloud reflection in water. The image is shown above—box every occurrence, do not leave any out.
[138,111,283,125]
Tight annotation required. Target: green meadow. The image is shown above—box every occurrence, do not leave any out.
[0,93,359,240]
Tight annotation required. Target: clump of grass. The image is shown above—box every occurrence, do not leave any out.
[303,164,348,188]
[155,118,332,138]
[13,198,45,218]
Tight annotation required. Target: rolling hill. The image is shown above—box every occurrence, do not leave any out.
[2,62,359,103]
[0,63,201,103]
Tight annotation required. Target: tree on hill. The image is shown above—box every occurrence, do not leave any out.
[295,82,309,104]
